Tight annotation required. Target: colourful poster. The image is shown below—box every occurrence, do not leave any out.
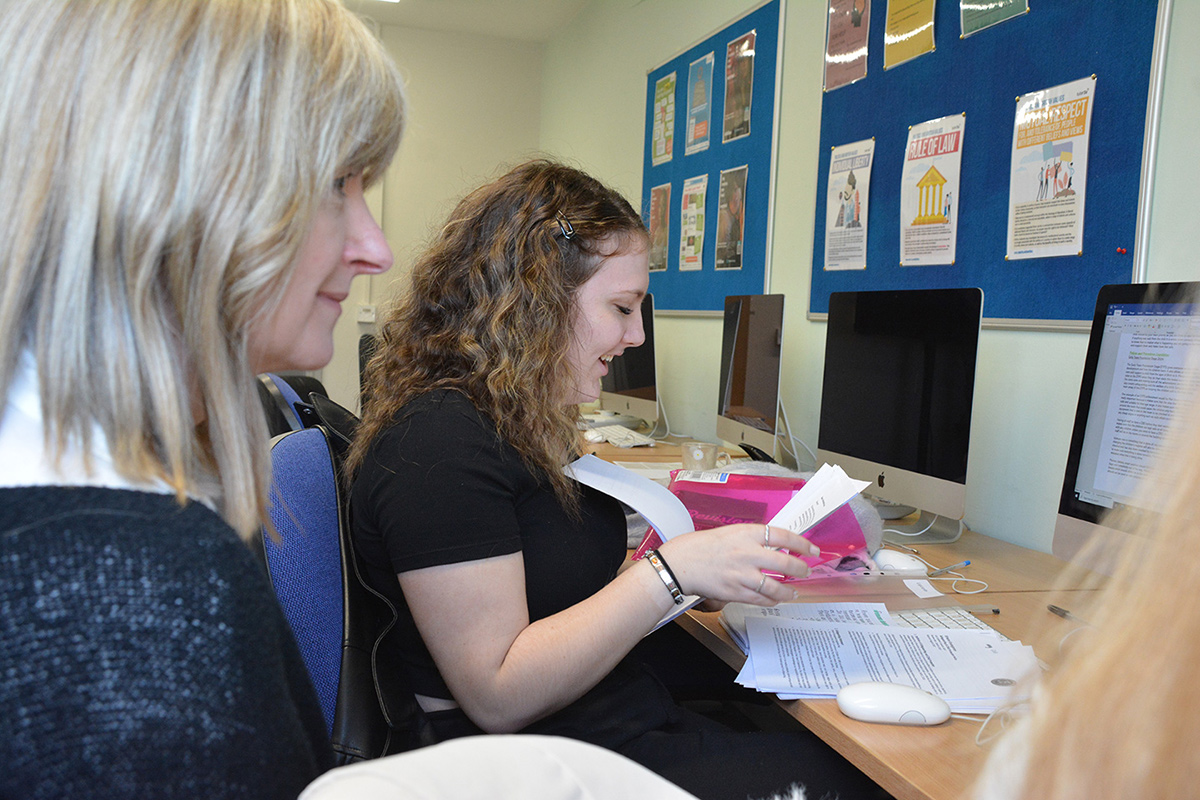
[900,114,965,266]
[723,32,755,143]
[679,175,708,272]
[884,0,935,70]
[648,183,671,273]
[1007,76,1096,260]
[825,139,875,271]
[686,53,715,156]
[652,72,676,166]
[715,166,748,271]
[961,0,1027,37]
[824,0,870,92]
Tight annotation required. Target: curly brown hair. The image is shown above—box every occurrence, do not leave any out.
[347,160,648,506]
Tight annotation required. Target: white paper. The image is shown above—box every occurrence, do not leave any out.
[565,454,695,541]
[767,463,870,534]
[903,579,944,598]
[741,616,1037,712]
[720,601,893,651]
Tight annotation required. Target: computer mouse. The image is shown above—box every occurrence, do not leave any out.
[836,681,951,726]
[870,549,928,575]
[583,429,604,443]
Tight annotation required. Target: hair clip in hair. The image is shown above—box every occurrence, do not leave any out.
[555,210,575,240]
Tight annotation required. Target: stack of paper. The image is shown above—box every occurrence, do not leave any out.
[722,602,1038,714]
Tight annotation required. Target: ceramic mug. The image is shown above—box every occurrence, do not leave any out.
[681,441,733,471]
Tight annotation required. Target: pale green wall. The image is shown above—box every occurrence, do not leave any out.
[538,0,1200,552]
[322,24,545,412]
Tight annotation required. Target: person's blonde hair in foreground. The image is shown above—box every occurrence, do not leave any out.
[972,361,1200,798]
[0,0,402,796]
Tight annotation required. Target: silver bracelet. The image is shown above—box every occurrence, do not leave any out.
[645,549,684,605]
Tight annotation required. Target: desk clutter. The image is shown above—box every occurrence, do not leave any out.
[720,601,1037,716]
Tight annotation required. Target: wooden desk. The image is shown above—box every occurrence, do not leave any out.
[677,588,1096,800]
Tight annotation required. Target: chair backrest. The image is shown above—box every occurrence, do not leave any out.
[264,427,344,732]
[262,407,432,763]
[258,372,328,436]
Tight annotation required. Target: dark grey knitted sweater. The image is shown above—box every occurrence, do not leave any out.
[0,486,334,798]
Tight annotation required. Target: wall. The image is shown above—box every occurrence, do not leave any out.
[540,0,1200,552]
[320,23,545,412]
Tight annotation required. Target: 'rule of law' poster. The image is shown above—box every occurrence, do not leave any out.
[900,114,964,266]
[1006,76,1095,260]
[825,139,874,270]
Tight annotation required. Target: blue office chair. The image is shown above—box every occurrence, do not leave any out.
[261,406,431,763]
[258,372,327,435]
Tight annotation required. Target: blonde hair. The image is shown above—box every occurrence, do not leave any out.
[349,160,647,506]
[978,291,1200,798]
[0,0,405,538]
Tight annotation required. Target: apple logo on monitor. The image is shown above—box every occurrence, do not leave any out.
[877,472,886,487]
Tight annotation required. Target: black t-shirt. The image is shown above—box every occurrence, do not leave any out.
[351,389,627,700]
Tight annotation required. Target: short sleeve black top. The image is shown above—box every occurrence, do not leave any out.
[351,390,627,700]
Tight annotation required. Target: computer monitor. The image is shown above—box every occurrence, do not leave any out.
[1053,281,1200,574]
[716,294,785,456]
[599,293,659,425]
[817,288,983,543]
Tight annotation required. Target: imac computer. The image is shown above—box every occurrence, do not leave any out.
[596,292,658,427]
[817,288,983,543]
[716,294,785,456]
[1053,281,1200,574]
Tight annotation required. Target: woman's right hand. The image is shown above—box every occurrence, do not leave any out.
[656,524,815,606]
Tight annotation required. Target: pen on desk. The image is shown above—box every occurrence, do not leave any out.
[926,560,969,578]
[1048,604,1089,625]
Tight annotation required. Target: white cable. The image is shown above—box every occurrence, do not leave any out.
[777,403,818,469]
[649,395,673,440]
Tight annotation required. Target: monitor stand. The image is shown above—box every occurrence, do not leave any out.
[881,511,964,545]
[579,411,643,430]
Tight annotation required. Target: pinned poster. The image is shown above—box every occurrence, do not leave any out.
[715,166,748,271]
[900,114,964,266]
[960,0,1027,37]
[679,175,708,272]
[884,0,936,70]
[648,184,671,273]
[723,32,755,143]
[824,0,870,92]
[1007,76,1096,260]
[685,53,715,156]
[825,139,874,271]
[651,72,676,166]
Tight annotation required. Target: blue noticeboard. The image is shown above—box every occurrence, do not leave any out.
[809,0,1163,324]
[641,0,783,314]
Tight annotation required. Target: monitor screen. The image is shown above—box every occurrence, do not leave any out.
[716,294,785,455]
[817,288,982,539]
[1053,282,1200,573]
[599,293,658,424]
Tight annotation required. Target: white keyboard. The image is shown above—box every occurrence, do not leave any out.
[892,606,1008,640]
[592,425,656,448]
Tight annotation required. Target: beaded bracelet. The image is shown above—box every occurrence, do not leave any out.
[645,549,684,605]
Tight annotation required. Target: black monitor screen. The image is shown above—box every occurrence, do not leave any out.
[819,288,982,483]
[1059,282,1200,529]
[718,294,785,433]
[600,293,656,403]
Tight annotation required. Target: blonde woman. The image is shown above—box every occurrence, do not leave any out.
[0,0,402,796]
[349,160,887,800]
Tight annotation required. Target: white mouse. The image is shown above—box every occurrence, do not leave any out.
[836,681,951,726]
[870,548,928,575]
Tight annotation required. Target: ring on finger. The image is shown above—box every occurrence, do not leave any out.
[763,524,770,548]
[756,573,767,594]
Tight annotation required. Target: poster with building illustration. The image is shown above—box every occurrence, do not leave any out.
[1006,76,1095,260]
[825,139,874,270]
[899,114,965,266]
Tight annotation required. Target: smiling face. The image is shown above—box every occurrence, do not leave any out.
[248,173,393,373]
[563,242,650,406]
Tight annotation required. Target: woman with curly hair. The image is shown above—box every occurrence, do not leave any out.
[349,160,886,800]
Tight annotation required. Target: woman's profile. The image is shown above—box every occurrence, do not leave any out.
[0,1,403,796]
